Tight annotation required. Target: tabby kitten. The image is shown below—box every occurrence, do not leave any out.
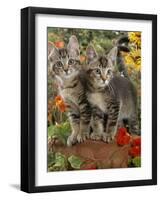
[85,45,139,142]
[48,36,91,146]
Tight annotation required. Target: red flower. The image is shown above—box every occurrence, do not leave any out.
[131,137,141,146]
[129,146,141,157]
[116,128,131,146]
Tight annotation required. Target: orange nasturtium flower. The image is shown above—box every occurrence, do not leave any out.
[54,95,67,112]
[54,41,64,48]
[80,55,86,63]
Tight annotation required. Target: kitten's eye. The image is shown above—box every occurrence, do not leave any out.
[107,69,112,75]
[95,69,100,74]
[68,59,75,65]
[56,61,63,68]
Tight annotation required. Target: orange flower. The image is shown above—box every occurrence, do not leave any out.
[80,55,86,63]
[54,95,67,112]
[54,41,64,48]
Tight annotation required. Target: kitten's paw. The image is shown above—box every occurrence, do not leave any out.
[101,133,111,143]
[102,135,109,143]
[90,132,101,140]
[107,135,115,143]
[85,132,90,139]
[67,135,77,147]
[77,134,86,143]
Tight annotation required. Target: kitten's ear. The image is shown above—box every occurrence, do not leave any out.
[67,35,80,57]
[107,46,118,66]
[48,41,54,55]
[107,45,129,67]
[48,43,59,62]
[86,45,97,63]
[48,43,59,76]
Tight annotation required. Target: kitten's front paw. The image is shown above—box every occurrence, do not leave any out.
[102,133,109,143]
[90,132,101,141]
[77,134,86,143]
[67,134,77,147]
[85,132,90,139]
[101,133,111,143]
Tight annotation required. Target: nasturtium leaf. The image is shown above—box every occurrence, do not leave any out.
[51,152,68,171]
[48,122,71,144]
[68,155,84,169]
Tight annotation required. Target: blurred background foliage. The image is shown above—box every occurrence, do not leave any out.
[48,27,125,55]
[47,28,141,171]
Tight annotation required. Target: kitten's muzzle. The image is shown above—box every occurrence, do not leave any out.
[101,74,107,82]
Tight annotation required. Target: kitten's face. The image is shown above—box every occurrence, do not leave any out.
[48,35,80,80]
[87,56,114,88]
[86,46,116,89]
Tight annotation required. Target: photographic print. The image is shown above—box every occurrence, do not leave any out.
[21,7,157,193]
[47,28,141,172]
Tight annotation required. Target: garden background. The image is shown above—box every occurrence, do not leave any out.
[47,28,141,171]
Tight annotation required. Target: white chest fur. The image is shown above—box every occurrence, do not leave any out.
[88,92,107,112]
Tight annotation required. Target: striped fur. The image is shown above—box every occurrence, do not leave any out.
[48,36,91,146]
[86,45,139,143]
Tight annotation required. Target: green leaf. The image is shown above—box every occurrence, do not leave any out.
[128,156,141,168]
[48,122,71,144]
[49,152,68,171]
[132,156,141,167]
[68,155,84,169]
[128,158,133,167]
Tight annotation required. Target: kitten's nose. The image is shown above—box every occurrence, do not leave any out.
[64,68,68,74]
[64,65,68,71]
[101,75,106,82]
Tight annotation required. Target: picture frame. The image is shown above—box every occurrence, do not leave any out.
[21,6,157,193]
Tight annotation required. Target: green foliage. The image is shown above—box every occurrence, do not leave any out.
[128,156,141,167]
[132,156,141,167]
[48,121,71,144]
[48,152,68,171]
[48,152,55,168]
[48,152,84,171]
[48,28,124,56]
[68,155,84,169]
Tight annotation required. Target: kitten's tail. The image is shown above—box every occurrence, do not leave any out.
[116,36,130,79]
[116,35,129,46]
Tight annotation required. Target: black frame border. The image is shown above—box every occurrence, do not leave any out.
[21,6,157,193]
